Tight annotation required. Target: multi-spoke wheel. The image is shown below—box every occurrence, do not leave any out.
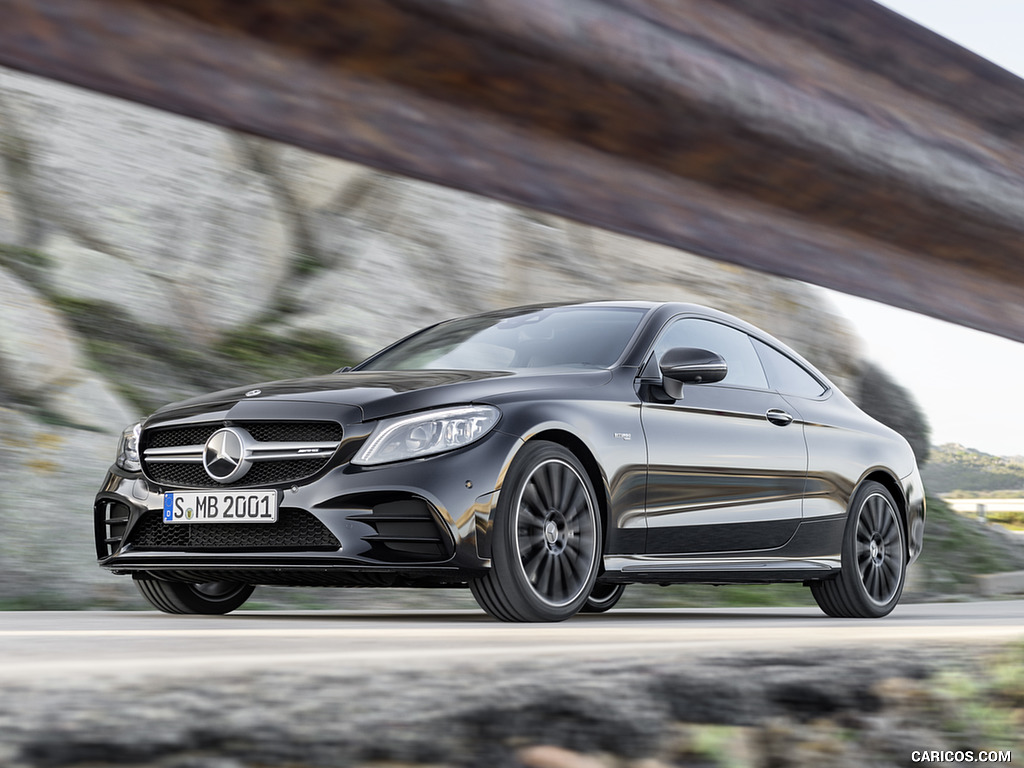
[581,582,626,613]
[810,481,906,618]
[135,577,255,615]
[471,441,601,622]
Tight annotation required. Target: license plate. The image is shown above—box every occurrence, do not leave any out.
[163,490,278,524]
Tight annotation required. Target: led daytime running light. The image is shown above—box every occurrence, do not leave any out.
[353,406,500,465]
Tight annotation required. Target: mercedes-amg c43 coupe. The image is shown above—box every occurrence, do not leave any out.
[95,302,925,621]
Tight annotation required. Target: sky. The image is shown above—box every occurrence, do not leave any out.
[820,0,1024,459]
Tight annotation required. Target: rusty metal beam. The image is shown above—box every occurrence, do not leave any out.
[2,0,1024,341]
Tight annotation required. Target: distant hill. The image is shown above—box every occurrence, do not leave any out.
[922,443,1024,495]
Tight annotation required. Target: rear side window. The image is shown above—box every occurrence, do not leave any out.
[753,340,827,398]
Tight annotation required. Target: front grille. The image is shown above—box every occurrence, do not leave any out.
[146,425,220,449]
[141,420,342,489]
[127,509,340,552]
[244,422,341,443]
[147,459,330,489]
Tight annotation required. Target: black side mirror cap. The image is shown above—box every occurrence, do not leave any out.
[659,347,728,399]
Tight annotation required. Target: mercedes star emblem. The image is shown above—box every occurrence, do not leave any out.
[203,427,252,483]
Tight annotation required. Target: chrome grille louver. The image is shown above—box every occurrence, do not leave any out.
[140,421,342,488]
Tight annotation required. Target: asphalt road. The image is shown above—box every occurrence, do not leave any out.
[1,600,1022,683]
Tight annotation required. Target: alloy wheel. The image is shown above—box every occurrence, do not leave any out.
[855,492,904,606]
[514,458,598,607]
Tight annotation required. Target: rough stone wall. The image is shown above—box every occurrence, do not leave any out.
[0,65,860,607]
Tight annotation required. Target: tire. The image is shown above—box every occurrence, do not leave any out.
[810,481,906,618]
[470,441,602,622]
[135,577,255,615]
[809,578,846,617]
[581,582,626,614]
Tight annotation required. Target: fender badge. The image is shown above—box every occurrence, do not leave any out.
[245,389,262,397]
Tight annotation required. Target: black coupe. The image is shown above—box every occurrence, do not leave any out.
[95,302,925,621]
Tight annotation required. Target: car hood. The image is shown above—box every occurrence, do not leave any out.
[149,368,614,424]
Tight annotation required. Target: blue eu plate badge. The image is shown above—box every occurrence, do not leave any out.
[163,494,173,522]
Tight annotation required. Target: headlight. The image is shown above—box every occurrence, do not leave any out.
[353,405,500,466]
[115,422,142,472]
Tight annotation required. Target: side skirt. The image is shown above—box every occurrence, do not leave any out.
[602,554,841,584]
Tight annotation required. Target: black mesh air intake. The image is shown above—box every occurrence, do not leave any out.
[127,509,340,552]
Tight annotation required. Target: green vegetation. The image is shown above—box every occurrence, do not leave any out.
[923,443,1024,495]
[51,296,356,413]
[0,243,49,288]
[291,249,325,278]
[0,243,49,269]
[984,510,1024,527]
[52,296,213,412]
[0,595,86,611]
[686,725,754,768]
[945,488,1024,499]
[34,407,106,433]
[215,325,354,382]
[932,642,1024,748]
[912,497,1024,596]
[622,582,815,609]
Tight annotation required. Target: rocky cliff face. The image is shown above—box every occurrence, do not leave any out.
[0,65,860,607]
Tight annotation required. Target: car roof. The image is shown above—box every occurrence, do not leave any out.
[533,301,833,387]
[394,300,832,387]
[473,300,768,337]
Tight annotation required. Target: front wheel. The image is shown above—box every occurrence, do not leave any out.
[810,481,906,618]
[135,577,255,615]
[470,441,602,622]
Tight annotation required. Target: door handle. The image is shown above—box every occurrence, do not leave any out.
[765,408,794,426]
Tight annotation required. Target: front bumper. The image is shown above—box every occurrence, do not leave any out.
[95,429,523,586]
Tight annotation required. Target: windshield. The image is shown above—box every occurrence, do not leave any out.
[358,306,647,371]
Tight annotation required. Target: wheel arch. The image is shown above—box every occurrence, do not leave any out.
[525,429,611,554]
[861,469,909,553]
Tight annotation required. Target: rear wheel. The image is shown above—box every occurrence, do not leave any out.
[581,582,626,613]
[135,577,255,615]
[810,481,906,618]
[471,441,602,622]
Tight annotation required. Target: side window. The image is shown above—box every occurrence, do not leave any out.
[753,339,827,398]
[653,318,768,390]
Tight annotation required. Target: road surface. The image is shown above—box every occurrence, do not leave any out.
[1,600,1021,682]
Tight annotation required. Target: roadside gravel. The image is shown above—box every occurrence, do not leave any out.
[2,644,1019,767]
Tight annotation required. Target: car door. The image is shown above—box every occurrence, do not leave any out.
[640,318,808,555]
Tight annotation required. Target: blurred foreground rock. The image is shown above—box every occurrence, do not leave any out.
[0,65,869,608]
[1,645,1019,767]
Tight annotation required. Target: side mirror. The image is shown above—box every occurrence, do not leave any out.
[659,347,728,399]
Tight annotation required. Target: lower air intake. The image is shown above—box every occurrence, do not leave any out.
[127,509,340,552]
